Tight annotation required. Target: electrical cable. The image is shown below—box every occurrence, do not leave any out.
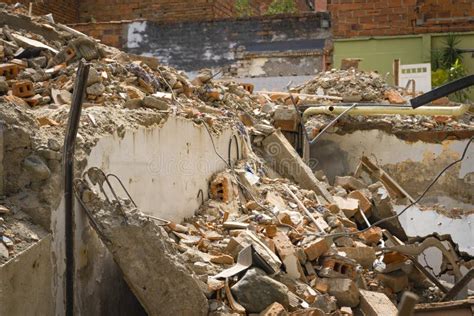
[321,136,474,239]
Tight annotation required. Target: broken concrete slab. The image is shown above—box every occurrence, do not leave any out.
[334,176,366,191]
[262,130,333,203]
[81,190,208,316]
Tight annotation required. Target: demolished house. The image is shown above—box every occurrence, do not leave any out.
[0,3,473,316]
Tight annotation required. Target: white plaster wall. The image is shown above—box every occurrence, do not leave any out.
[314,130,473,178]
[85,117,237,221]
[64,117,239,315]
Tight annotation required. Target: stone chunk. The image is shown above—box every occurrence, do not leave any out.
[359,290,398,316]
[143,95,169,110]
[231,268,290,313]
[0,79,8,95]
[0,205,10,214]
[124,98,143,109]
[86,82,105,96]
[304,237,332,261]
[326,278,360,307]
[334,176,366,191]
[86,67,102,86]
[23,155,50,181]
[0,242,9,260]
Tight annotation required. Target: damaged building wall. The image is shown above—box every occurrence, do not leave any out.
[311,130,474,207]
[51,117,239,314]
[72,13,331,72]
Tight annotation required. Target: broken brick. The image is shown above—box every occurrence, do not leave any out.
[0,63,19,79]
[358,227,382,245]
[321,257,357,279]
[348,190,371,214]
[384,89,405,104]
[210,254,234,265]
[376,270,408,293]
[333,196,359,218]
[210,172,235,203]
[383,251,408,266]
[259,302,288,316]
[304,237,332,261]
[273,232,305,280]
[338,245,376,269]
[12,80,34,98]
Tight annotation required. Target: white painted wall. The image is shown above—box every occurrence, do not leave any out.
[84,117,238,222]
[0,235,54,316]
[50,117,239,315]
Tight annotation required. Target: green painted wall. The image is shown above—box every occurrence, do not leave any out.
[333,32,474,101]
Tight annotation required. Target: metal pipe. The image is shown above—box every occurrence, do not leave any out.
[63,60,90,316]
[303,103,469,120]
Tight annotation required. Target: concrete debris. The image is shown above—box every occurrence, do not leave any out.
[79,188,209,316]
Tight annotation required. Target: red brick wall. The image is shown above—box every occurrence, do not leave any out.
[3,0,79,24]
[328,0,474,38]
[78,0,315,23]
[79,0,225,23]
[72,21,126,48]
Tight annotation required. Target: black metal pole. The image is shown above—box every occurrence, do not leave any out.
[63,60,90,316]
[410,74,474,108]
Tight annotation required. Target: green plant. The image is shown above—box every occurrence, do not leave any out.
[431,34,471,101]
[431,68,449,87]
[448,59,469,102]
[266,0,297,15]
[235,0,253,17]
[441,34,463,68]
[430,49,443,70]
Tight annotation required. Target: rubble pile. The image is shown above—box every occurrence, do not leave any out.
[1,4,473,315]
[290,69,393,103]
[0,4,267,131]
[0,204,47,264]
[77,147,473,315]
[304,111,474,140]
